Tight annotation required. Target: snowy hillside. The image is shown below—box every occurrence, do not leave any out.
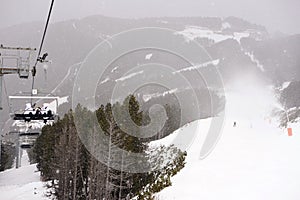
[154,85,300,200]
[0,83,299,199]
[0,151,48,200]
[175,26,251,43]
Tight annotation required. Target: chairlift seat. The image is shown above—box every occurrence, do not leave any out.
[19,75,29,79]
[13,109,55,122]
[20,143,34,149]
[19,132,40,136]
[19,135,37,149]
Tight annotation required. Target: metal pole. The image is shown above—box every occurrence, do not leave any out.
[0,75,2,110]
[16,133,20,169]
[0,75,2,168]
[281,108,290,127]
[0,45,36,51]
[19,148,22,168]
[0,134,1,170]
[285,109,290,125]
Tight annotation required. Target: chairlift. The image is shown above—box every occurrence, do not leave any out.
[9,93,59,123]
[0,45,36,79]
[8,129,40,151]
[19,131,40,149]
[19,136,36,149]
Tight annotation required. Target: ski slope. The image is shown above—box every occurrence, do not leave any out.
[154,86,300,200]
[0,83,299,200]
[0,151,48,200]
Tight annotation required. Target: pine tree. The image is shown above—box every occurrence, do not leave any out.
[0,142,15,171]
[33,95,187,199]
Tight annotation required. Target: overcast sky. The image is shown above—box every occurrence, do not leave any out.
[0,0,299,34]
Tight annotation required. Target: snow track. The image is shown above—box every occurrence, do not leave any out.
[0,152,48,200]
[156,86,300,200]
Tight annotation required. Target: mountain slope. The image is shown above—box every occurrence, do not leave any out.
[153,85,300,200]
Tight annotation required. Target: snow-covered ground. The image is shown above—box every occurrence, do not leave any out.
[0,151,48,200]
[1,80,299,200]
[155,85,300,200]
[175,26,250,43]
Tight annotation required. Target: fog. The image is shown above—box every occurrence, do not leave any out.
[0,0,299,34]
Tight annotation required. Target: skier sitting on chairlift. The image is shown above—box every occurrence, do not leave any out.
[35,106,42,116]
[24,103,34,114]
[41,103,52,115]
[14,102,54,123]
[25,103,32,111]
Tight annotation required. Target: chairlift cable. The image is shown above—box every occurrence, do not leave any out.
[31,0,55,92]
[36,0,54,64]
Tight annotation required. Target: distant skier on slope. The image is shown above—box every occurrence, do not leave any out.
[233,121,237,127]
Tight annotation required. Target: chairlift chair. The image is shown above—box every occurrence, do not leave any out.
[19,132,39,149]
[8,130,40,149]
[0,45,36,79]
[19,136,36,149]
[9,94,59,123]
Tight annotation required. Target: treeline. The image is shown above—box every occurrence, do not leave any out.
[34,95,186,199]
[0,142,15,171]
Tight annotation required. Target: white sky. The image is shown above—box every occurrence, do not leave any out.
[0,0,299,34]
